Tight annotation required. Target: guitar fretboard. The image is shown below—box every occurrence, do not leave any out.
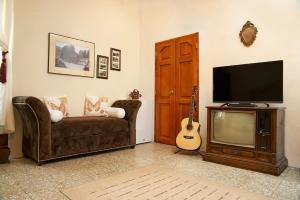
[187,88,197,127]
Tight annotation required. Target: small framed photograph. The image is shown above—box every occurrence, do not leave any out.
[48,33,95,78]
[96,55,109,79]
[110,48,121,71]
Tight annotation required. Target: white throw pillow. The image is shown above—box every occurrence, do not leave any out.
[105,107,126,118]
[49,109,63,122]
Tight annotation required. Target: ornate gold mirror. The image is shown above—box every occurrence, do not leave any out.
[239,21,258,47]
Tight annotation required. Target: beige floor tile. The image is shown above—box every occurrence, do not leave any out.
[271,180,300,200]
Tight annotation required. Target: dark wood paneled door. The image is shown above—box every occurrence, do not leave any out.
[155,40,176,145]
[155,33,199,145]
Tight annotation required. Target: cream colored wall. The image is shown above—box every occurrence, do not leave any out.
[11,0,140,158]
[139,0,300,167]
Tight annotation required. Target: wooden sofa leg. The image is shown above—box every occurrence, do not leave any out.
[130,145,136,149]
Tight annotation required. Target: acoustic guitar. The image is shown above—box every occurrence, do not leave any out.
[176,86,201,151]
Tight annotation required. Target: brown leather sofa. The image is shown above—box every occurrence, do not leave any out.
[12,96,141,165]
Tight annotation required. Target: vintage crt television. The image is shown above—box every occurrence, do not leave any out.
[211,110,256,148]
[203,60,287,175]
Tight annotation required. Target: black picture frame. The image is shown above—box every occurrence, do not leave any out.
[96,55,109,79]
[110,48,121,71]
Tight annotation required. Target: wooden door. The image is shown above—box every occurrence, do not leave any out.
[155,33,199,145]
[175,34,199,136]
[155,40,176,145]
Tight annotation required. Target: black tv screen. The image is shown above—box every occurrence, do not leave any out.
[213,60,283,103]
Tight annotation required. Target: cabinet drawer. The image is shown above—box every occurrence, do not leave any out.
[222,148,255,158]
[256,133,272,152]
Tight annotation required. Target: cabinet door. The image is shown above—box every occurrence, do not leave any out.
[256,111,272,152]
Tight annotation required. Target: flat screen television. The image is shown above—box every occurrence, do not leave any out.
[213,60,283,103]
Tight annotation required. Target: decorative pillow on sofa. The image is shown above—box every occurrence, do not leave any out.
[49,109,64,122]
[84,95,108,116]
[105,107,126,118]
[44,96,69,117]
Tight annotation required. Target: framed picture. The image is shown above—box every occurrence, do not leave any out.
[96,55,109,79]
[48,33,95,78]
[110,48,121,71]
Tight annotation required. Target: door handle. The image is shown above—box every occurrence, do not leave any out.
[169,90,174,96]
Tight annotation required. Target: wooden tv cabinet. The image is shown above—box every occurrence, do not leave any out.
[203,106,288,175]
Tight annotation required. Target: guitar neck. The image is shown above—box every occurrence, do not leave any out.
[188,95,195,126]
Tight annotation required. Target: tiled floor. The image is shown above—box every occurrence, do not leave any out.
[0,142,299,200]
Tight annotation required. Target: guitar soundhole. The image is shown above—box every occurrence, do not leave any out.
[183,136,194,139]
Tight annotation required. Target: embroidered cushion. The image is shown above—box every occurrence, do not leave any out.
[44,96,69,117]
[84,95,108,116]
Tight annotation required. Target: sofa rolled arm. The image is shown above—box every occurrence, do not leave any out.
[112,100,142,147]
[12,96,51,162]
